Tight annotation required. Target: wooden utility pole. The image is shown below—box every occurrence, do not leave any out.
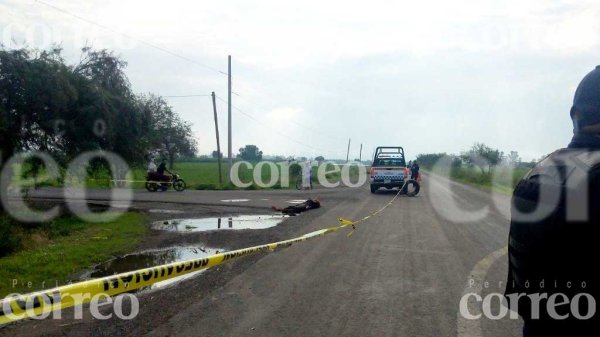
[227,55,232,182]
[346,138,351,163]
[211,92,223,187]
[359,143,363,162]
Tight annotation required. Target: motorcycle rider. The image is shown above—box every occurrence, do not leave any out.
[147,159,157,173]
[156,159,173,191]
[505,66,600,336]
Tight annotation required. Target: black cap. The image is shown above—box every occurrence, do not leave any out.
[571,65,600,131]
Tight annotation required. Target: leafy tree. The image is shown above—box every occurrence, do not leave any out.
[0,47,76,161]
[137,94,197,168]
[68,48,147,168]
[315,156,325,163]
[0,46,197,191]
[237,145,263,161]
[462,143,503,173]
[211,150,223,159]
[506,151,521,167]
[416,153,447,168]
[0,47,154,168]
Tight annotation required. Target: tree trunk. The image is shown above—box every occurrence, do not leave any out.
[0,148,12,215]
[168,151,175,170]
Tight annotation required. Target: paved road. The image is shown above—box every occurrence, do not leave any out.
[150,174,520,336]
[20,184,343,209]
[7,174,522,336]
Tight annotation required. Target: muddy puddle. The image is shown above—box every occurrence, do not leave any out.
[83,246,222,289]
[152,214,288,232]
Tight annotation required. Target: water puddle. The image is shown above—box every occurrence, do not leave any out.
[83,246,222,289]
[152,214,288,232]
[112,204,131,209]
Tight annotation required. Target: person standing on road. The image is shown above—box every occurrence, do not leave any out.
[505,66,600,336]
[302,161,313,190]
[410,160,420,180]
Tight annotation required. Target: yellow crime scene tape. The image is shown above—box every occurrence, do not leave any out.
[0,180,417,326]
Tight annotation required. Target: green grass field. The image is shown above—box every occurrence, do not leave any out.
[131,161,275,190]
[15,161,358,190]
[135,161,356,190]
[0,212,147,297]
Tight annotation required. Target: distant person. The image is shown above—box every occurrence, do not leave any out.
[505,66,600,336]
[146,158,161,182]
[410,160,420,180]
[147,158,157,173]
[155,160,173,191]
[302,161,313,190]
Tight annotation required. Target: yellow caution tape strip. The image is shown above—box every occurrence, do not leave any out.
[0,181,417,325]
[0,226,346,325]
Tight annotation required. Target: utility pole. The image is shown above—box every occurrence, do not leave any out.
[346,138,351,163]
[227,55,232,182]
[359,143,363,162]
[211,92,223,187]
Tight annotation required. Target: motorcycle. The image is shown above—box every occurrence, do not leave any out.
[145,172,186,192]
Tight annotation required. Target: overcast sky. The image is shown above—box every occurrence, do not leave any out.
[1,0,599,161]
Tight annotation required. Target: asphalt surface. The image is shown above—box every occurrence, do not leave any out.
[3,174,522,336]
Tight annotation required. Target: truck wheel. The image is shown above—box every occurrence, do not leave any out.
[370,185,377,193]
[402,180,420,197]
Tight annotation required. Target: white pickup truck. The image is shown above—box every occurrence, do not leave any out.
[369,146,409,193]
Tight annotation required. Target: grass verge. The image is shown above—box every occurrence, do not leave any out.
[16,161,361,190]
[424,166,531,195]
[0,212,147,297]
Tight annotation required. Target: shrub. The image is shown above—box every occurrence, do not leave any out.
[0,217,22,257]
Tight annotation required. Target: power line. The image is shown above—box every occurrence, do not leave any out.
[35,0,228,75]
[147,92,340,156]
[215,95,338,155]
[163,94,211,98]
[232,92,347,143]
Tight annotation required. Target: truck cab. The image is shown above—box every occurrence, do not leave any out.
[369,146,409,193]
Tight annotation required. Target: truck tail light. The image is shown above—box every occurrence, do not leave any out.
[370,167,375,177]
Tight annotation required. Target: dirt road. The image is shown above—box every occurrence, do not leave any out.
[3,174,522,336]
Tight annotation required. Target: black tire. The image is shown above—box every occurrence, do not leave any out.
[370,185,377,193]
[145,182,158,192]
[173,179,186,192]
[402,180,420,197]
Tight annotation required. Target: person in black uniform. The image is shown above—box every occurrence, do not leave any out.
[506,66,600,336]
[411,160,420,180]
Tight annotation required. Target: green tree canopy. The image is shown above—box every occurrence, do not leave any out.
[0,46,196,172]
[237,145,263,162]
